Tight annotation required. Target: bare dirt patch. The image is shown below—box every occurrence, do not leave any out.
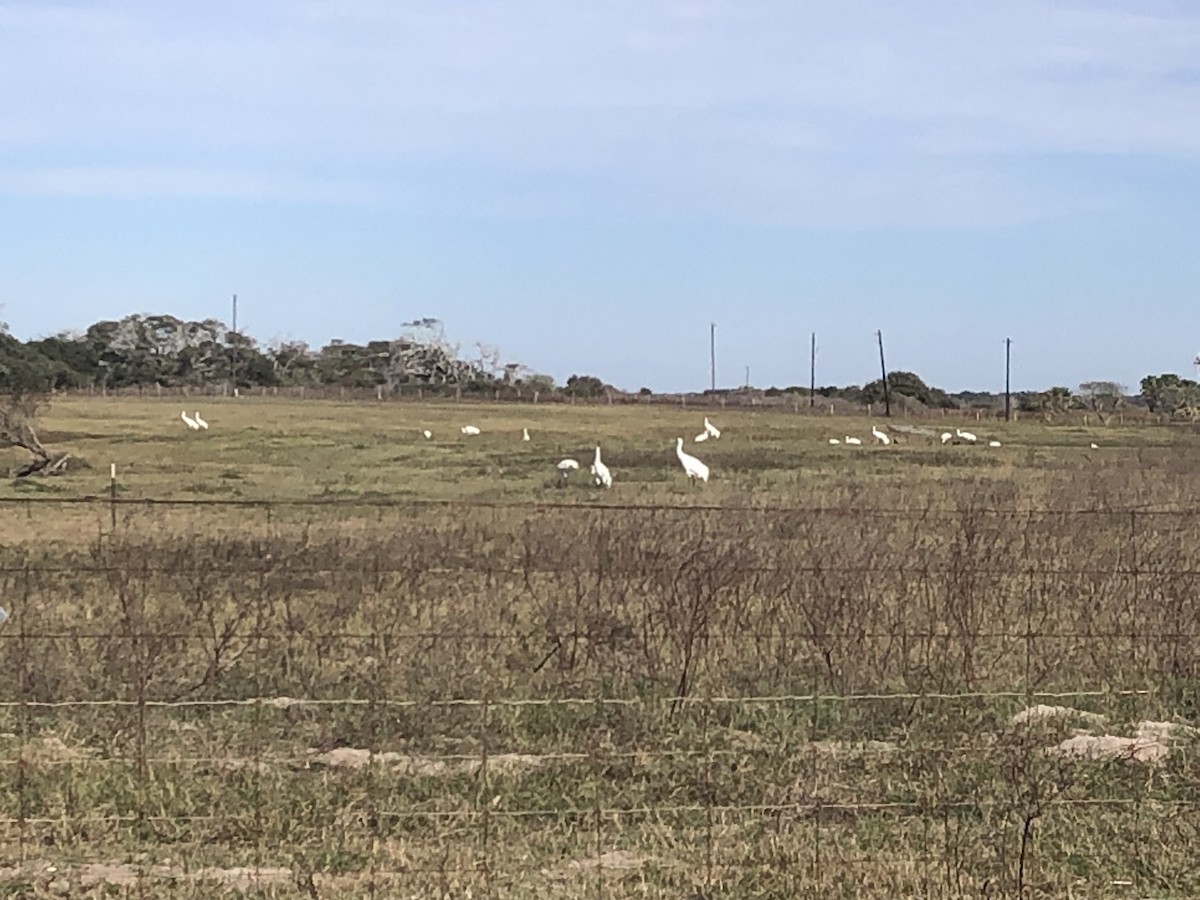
[307,746,545,776]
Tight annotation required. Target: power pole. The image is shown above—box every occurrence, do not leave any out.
[876,330,891,417]
[231,293,238,397]
[709,322,716,393]
[1004,337,1012,422]
[809,332,816,408]
[745,365,750,389]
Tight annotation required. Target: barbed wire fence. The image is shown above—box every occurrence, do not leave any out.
[0,498,1198,897]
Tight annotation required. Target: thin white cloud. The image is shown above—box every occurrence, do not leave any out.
[1,0,1199,224]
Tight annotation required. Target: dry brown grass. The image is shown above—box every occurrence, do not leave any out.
[0,398,1197,896]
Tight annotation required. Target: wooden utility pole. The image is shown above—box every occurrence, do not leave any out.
[809,332,816,407]
[1004,337,1012,422]
[876,330,891,417]
[231,294,238,397]
[709,322,716,393]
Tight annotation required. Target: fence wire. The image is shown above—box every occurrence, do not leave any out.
[0,498,1197,897]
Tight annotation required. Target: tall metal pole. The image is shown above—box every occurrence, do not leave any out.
[231,294,238,397]
[810,332,816,407]
[745,365,750,389]
[709,322,716,393]
[1004,337,1012,422]
[876,330,891,417]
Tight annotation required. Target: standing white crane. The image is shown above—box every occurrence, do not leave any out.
[180,411,200,430]
[675,437,710,484]
[871,425,890,445]
[461,425,481,436]
[590,446,613,488]
[703,417,721,439]
[556,459,580,479]
[193,411,209,430]
[522,428,531,442]
[955,427,977,443]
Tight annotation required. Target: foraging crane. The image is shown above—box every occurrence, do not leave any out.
[194,412,209,430]
[675,437,710,484]
[422,430,433,439]
[871,425,890,445]
[181,411,200,430]
[955,428,977,443]
[461,425,481,436]
[556,459,580,479]
[844,436,862,446]
[703,417,721,439]
[590,446,613,488]
[829,438,841,445]
[988,440,1002,448]
[694,431,709,442]
[940,432,953,444]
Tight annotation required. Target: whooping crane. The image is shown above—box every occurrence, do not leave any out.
[422,430,433,440]
[694,431,710,442]
[590,446,613,488]
[675,437,710,484]
[988,440,1002,448]
[940,432,953,444]
[1090,442,1099,449]
[871,425,890,445]
[193,412,208,430]
[955,428,977,443]
[556,458,580,479]
[703,417,721,439]
[844,436,862,446]
[829,438,841,445]
[461,425,481,436]
[181,411,200,430]
[522,428,530,442]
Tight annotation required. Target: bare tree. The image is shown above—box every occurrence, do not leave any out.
[0,391,68,477]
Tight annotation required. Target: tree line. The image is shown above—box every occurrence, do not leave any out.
[1,313,1198,417]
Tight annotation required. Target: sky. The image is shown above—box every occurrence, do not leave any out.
[1,0,1199,393]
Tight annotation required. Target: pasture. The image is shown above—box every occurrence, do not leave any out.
[0,397,1198,897]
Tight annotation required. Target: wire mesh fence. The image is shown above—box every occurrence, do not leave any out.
[0,498,1197,897]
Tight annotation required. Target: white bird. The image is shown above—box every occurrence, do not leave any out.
[461,425,481,436]
[1090,442,1099,449]
[422,430,433,439]
[556,458,580,479]
[675,437,710,483]
[829,438,841,445]
[590,446,613,488]
[193,411,208,430]
[955,428,977,443]
[988,440,1002,448]
[940,432,953,444]
[871,425,890,445]
[181,410,200,430]
[694,431,710,442]
[703,417,721,439]
[844,436,862,446]
[522,428,530,442]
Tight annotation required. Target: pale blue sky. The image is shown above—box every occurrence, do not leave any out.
[2,0,1199,391]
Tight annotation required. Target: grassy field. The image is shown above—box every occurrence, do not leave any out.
[0,397,1198,897]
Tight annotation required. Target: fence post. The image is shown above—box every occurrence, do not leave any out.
[110,463,117,531]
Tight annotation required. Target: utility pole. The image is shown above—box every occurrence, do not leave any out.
[1004,337,1012,422]
[876,330,891,418]
[809,332,816,408]
[231,294,238,397]
[745,365,750,389]
[709,322,716,393]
